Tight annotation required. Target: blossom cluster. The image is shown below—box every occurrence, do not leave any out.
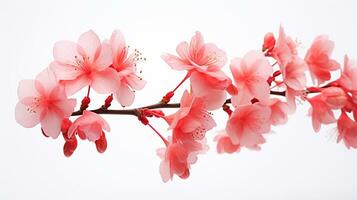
[15,27,357,182]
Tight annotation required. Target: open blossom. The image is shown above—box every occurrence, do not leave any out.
[162,31,233,110]
[225,103,271,149]
[339,55,357,103]
[156,137,208,182]
[266,98,289,126]
[214,132,240,154]
[107,30,146,106]
[164,90,216,141]
[305,35,340,85]
[15,68,76,138]
[337,112,357,149]
[68,111,110,142]
[161,31,227,72]
[51,30,117,95]
[271,26,298,67]
[230,51,273,106]
[190,70,233,110]
[308,95,336,132]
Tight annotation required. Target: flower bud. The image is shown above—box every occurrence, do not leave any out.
[263,32,276,53]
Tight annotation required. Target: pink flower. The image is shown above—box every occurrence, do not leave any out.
[272,26,298,67]
[68,111,110,142]
[321,87,348,109]
[15,68,76,138]
[225,103,272,149]
[305,35,340,85]
[230,51,273,106]
[281,56,307,91]
[337,111,357,149]
[164,91,216,141]
[214,132,240,154]
[156,137,208,182]
[267,98,289,126]
[190,70,233,110]
[161,31,227,72]
[162,31,233,110]
[339,55,357,103]
[308,95,336,132]
[51,30,117,95]
[279,56,308,113]
[107,30,147,106]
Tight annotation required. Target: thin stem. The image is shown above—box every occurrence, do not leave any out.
[172,72,191,93]
[86,86,91,97]
[147,123,169,146]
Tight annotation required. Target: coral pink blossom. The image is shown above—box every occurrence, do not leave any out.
[214,132,240,154]
[337,112,357,149]
[161,31,227,72]
[51,30,117,95]
[321,87,348,109]
[15,68,76,138]
[230,51,273,106]
[164,91,216,141]
[339,55,357,103]
[267,98,289,125]
[68,111,110,142]
[225,103,271,149]
[305,35,340,85]
[162,31,233,110]
[308,95,336,132]
[190,70,233,110]
[107,30,146,106]
[156,137,208,182]
[281,56,307,91]
[272,26,298,67]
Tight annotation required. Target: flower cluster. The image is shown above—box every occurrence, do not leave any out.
[15,27,357,182]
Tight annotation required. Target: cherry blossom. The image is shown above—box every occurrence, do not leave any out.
[214,132,240,154]
[308,95,336,132]
[156,137,208,182]
[161,31,233,110]
[305,35,340,85]
[164,90,216,141]
[15,68,76,138]
[271,26,298,67]
[68,110,110,142]
[339,55,357,103]
[230,50,273,106]
[337,111,357,149]
[266,98,289,125]
[225,103,272,149]
[51,30,117,95]
[107,30,146,106]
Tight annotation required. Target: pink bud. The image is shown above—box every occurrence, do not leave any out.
[321,87,348,109]
[63,137,78,157]
[263,32,276,53]
[95,132,107,153]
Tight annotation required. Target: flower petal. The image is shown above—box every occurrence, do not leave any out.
[53,40,80,65]
[15,102,41,128]
[77,30,101,60]
[91,68,118,94]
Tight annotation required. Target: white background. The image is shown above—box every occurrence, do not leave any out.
[1,0,357,199]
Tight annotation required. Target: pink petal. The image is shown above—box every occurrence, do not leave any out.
[109,30,126,59]
[176,42,190,61]
[41,110,62,139]
[35,68,58,95]
[91,68,118,94]
[17,79,39,99]
[114,82,135,107]
[50,61,82,80]
[189,31,204,59]
[161,54,192,70]
[77,30,101,60]
[63,75,90,96]
[93,43,113,71]
[80,123,103,141]
[15,102,41,128]
[53,40,80,65]
[126,73,146,90]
